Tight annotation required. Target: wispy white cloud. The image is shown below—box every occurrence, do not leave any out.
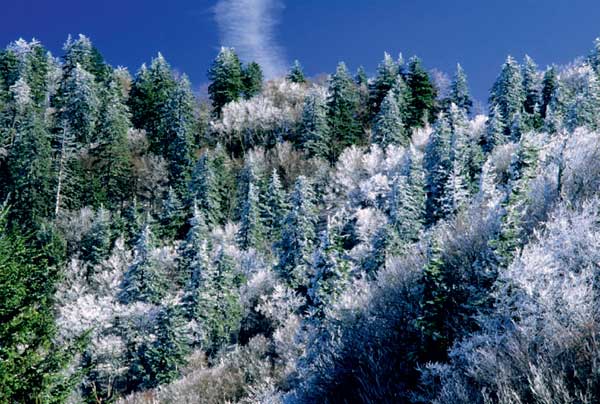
[214,0,287,79]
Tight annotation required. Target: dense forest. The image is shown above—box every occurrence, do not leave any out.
[2,33,600,403]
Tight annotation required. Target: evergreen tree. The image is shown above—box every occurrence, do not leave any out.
[540,66,558,119]
[482,104,506,154]
[362,224,390,278]
[177,203,209,285]
[7,79,53,227]
[92,77,133,207]
[372,88,407,146]
[237,182,265,250]
[489,56,524,138]
[189,152,223,226]
[158,187,185,240]
[131,305,188,389]
[119,223,165,304]
[299,89,330,158]
[522,55,541,118]
[327,62,362,161]
[424,114,452,224]
[208,47,243,117]
[449,63,472,114]
[287,60,307,83]
[308,223,350,316]
[181,237,211,321]
[0,207,82,402]
[406,56,438,128]
[160,75,195,195]
[438,160,469,217]
[368,52,399,119]
[276,176,317,291]
[80,207,111,267]
[566,65,600,131]
[242,61,263,99]
[262,168,287,241]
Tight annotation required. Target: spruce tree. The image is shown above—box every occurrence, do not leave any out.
[119,222,165,304]
[489,56,524,138]
[80,207,112,267]
[242,61,263,99]
[522,55,541,118]
[158,187,185,240]
[208,47,243,117]
[189,152,223,226]
[424,114,452,224]
[237,182,265,250]
[449,63,472,114]
[177,203,209,285]
[287,60,307,83]
[362,224,390,278]
[276,176,317,291]
[262,168,287,242]
[406,56,437,128]
[482,104,506,154]
[372,88,407,147]
[540,66,558,119]
[299,89,330,158]
[368,52,399,119]
[327,62,362,161]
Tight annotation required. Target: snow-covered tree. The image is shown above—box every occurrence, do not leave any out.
[287,60,306,84]
[372,88,407,147]
[299,88,330,158]
[208,47,243,117]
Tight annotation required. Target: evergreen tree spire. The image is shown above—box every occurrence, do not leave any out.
[242,61,263,99]
[406,56,437,128]
[449,63,472,114]
[287,60,307,83]
[300,89,330,158]
[237,182,265,250]
[208,47,243,117]
[372,88,407,147]
[368,52,399,119]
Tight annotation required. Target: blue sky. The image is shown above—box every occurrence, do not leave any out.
[3,0,600,105]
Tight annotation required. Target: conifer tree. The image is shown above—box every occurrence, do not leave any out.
[189,152,223,226]
[540,66,558,119]
[237,182,265,250]
[424,114,452,224]
[438,160,469,217]
[449,63,472,114]
[276,176,317,291]
[368,52,399,119]
[7,79,53,227]
[287,60,306,83]
[208,47,243,117]
[158,187,185,240]
[176,203,209,287]
[372,88,407,147]
[299,89,330,158]
[362,224,390,278]
[489,56,524,138]
[262,168,287,241]
[242,61,263,99]
[80,207,111,267]
[181,237,211,321]
[406,56,438,128]
[327,62,362,161]
[92,77,133,207]
[482,104,506,154]
[522,55,541,119]
[308,223,350,316]
[119,222,165,304]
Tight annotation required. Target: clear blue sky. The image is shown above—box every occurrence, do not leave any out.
[3,0,600,105]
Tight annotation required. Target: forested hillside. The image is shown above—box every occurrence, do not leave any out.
[2,34,600,403]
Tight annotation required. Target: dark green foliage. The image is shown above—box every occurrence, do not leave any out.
[208,47,244,117]
[540,66,558,119]
[189,151,224,226]
[327,62,363,161]
[362,224,390,278]
[158,187,185,240]
[177,203,210,286]
[262,168,287,242]
[299,90,330,158]
[368,52,399,120]
[424,114,452,225]
[406,56,438,128]
[237,183,265,250]
[80,207,112,267]
[449,63,472,114]
[242,61,263,99]
[287,60,307,84]
[372,88,407,146]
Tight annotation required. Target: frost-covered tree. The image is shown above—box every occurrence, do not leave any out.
[287,60,306,84]
[276,176,317,291]
[372,88,407,147]
[262,168,287,241]
[158,187,184,240]
[80,207,111,267]
[540,66,558,119]
[177,203,209,283]
[490,56,524,138]
[238,182,265,250]
[299,88,330,159]
[449,63,472,114]
[482,104,506,153]
[208,47,243,117]
[189,152,223,226]
[119,222,165,304]
[522,55,541,125]
[424,114,452,224]
[368,52,399,119]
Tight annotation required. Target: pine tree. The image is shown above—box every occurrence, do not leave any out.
[327,62,363,161]
[7,39,50,108]
[92,76,133,208]
[181,237,211,321]
[237,182,265,250]
[308,223,350,316]
[449,63,472,114]
[489,56,524,138]
[372,88,407,147]
[160,75,195,195]
[287,60,307,83]
[276,176,317,291]
[262,168,287,241]
[177,203,209,285]
[482,104,506,154]
[522,55,541,119]
[158,187,185,240]
[362,224,390,278]
[438,160,469,217]
[119,222,165,304]
[299,89,330,158]
[56,63,100,144]
[80,207,111,267]
[406,56,438,128]
[7,79,53,227]
[540,66,558,119]
[424,114,452,224]
[137,304,189,388]
[368,52,399,119]
[189,152,223,226]
[208,47,243,117]
[242,61,263,99]
[566,65,600,131]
